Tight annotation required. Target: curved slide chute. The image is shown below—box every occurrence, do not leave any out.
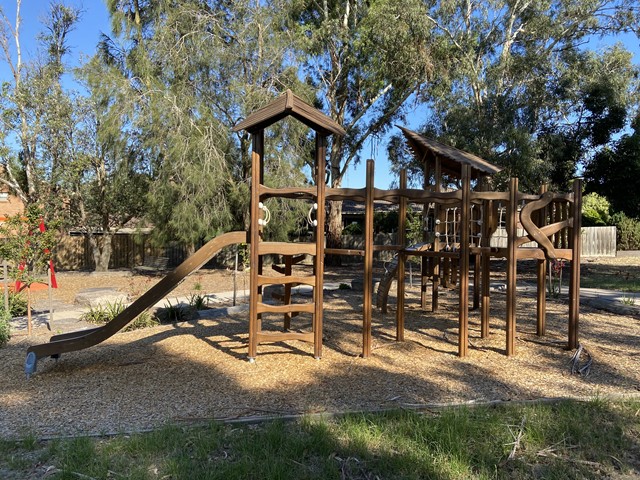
[25,231,248,377]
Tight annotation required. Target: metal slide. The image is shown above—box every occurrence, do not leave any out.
[25,231,248,377]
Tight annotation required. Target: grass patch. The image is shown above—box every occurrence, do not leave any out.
[580,263,640,293]
[1,400,638,479]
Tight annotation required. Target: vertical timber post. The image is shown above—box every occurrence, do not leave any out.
[506,177,518,356]
[480,199,491,338]
[432,156,442,312]
[568,178,582,350]
[396,169,407,342]
[536,184,548,336]
[248,130,264,360]
[314,134,327,359]
[458,164,471,357]
[421,158,430,310]
[363,159,374,357]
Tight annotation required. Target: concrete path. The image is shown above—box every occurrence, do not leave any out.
[9,282,638,335]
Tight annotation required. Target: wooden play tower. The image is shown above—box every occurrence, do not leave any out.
[233,89,582,361]
[233,90,345,361]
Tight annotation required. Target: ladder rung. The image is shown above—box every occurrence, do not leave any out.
[256,303,315,314]
[258,275,315,287]
[256,331,314,343]
[258,242,316,256]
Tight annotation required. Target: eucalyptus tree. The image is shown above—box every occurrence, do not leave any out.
[0,1,80,207]
[102,0,314,253]
[401,0,640,192]
[289,0,434,256]
[67,55,150,271]
[585,114,640,218]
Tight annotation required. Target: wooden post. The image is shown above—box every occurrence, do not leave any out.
[421,159,430,310]
[480,199,491,338]
[568,178,582,350]
[473,253,480,309]
[396,169,407,342]
[506,177,518,356]
[536,184,548,336]
[458,165,471,357]
[248,130,264,360]
[362,159,375,357]
[27,285,32,336]
[314,134,327,359]
[432,156,442,312]
[283,255,293,331]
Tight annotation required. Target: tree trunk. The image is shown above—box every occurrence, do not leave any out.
[89,233,113,272]
[325,142,344,266]
[325,200,343,266]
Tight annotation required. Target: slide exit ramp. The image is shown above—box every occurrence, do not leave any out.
[25,231,248,377]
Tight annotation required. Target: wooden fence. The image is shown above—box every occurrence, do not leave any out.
[53,234,242,271]
[581,226,616,257]
[53,234,191,271]
[53,225,617,271]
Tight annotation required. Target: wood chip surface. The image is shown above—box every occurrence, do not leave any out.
[1,260,639,440]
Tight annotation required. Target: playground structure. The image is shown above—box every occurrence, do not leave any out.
[24,90,581,375]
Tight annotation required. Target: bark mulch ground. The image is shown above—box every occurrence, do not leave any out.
[1,259,639,440]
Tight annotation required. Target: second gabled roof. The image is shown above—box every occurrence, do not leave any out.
[398,126,502,178]
[232,89,346,137]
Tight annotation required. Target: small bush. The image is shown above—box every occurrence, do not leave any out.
[582,192,611,226]
[123,312,159,332]
[80,301,125,325]
[155,301,197,324]
[7,292,27,317]
[0,309,10,347]
[612,212,640,250]
[343,222,363,235]
[188,292,208,310]
[80,301,158,331]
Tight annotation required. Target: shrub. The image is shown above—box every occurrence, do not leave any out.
[6,291,28,317]
[123,312,159,332]
[343,221,363,235]
[0,309,10,347]
[80,301,158,331]
[188,292,208,310]
[582,192,611,227]
[612,212,640,250]
[155,300,197,324]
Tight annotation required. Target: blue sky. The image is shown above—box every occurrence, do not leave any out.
[1,1,638,189]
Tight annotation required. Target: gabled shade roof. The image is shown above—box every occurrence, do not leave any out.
[398,126,502,178]
[232,89,346,137]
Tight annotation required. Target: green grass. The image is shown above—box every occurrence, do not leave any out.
[1,400,638,479]
[581,276,640,293]
[580,263,640,293]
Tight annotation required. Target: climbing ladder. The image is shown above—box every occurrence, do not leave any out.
[232,90,345,360]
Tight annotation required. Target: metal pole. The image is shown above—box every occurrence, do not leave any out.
[233,245,238,307]
[47,267,53,331]
[3,260,8,312]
